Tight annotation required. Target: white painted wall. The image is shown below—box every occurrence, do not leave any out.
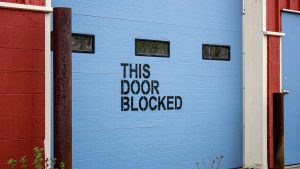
[243,0,268,168]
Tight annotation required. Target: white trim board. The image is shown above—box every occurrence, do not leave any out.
[0,2,52,13]
[243,0,268,168]
[44,0,52,160]
[44,12,51,160]
[282,9,300,15]
[263,31,286,37]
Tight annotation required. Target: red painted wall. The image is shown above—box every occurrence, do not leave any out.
[0,0,45,6]
[267,0,300,168]
[0,8,45,169]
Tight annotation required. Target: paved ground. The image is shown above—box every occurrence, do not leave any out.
[286,165,300,169]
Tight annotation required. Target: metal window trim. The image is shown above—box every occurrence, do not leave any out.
[72,33,96,54]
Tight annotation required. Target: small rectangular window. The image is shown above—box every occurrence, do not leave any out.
[135,39,170,58]
[72,33,95,54]
[202,44,230,61]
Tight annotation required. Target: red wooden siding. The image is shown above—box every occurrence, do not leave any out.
[0,8,45,169]
[267,0,300,168]
[0,0,45,6]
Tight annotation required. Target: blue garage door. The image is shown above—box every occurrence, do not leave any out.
[53,1,242,169]
[282,12,300,165]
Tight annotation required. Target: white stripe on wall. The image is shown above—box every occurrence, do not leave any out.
[44,0,52,160]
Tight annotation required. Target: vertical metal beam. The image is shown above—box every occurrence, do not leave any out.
[53,7,72,169]
[273,93,285,169]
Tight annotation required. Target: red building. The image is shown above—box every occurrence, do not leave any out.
[267,0,300,168]
[0,0,51,168]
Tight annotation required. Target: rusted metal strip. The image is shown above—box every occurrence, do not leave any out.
[53,7,72,169]
[273,93,285,169]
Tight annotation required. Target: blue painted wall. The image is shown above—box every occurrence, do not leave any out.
[52,1,242,168]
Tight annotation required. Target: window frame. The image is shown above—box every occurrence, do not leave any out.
[202,44,231,61]
[135,38,170,58]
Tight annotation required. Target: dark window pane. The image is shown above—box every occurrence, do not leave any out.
[72,33,95,53]
[135,39,170,57]
[202,44,230,61]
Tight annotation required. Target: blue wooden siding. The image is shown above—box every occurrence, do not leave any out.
[52,1,242,169]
